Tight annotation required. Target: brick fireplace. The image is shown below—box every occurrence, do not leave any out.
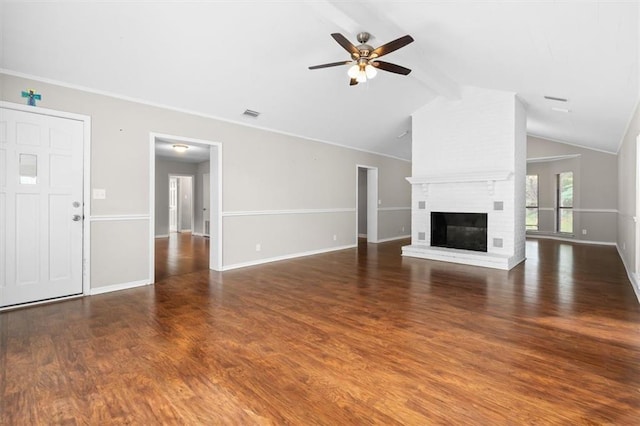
[402,86,526,270]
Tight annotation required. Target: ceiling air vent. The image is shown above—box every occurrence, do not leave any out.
[243,109,260,118]
[544,95,568,102]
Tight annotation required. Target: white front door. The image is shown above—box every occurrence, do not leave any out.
[202,173,210,236]
[0,107,84,307]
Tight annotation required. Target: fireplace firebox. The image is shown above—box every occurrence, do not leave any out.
[431,212,487,252]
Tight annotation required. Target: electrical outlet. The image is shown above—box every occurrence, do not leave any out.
[582,229,587,235]
[255,243,261,252]
[402,226,405,232]
[333,234,337,241]
[623,242,626,250]
[378,199,382,205]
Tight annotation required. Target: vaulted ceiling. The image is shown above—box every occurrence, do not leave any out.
[2,1,638,160]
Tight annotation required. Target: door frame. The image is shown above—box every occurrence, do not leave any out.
[149,132,222,278]
[636,134,640,279]
[355,164,379,243]
[0,101,92,302]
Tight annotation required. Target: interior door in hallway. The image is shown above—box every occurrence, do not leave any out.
[202,172,210,236]
[0,107,84,307]
[169,177,178,232]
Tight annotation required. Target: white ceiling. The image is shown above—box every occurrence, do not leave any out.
[155,138,210,164]
[2,1,638,160]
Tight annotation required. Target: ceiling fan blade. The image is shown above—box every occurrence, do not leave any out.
[372,60,412,75]
[349,78,358,86]
[371,35,414,58]
[309,60,352,70]
[331,33,360,58]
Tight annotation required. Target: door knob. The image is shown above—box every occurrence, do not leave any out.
[72,214,82,222]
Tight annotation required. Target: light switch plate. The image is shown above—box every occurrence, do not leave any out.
[93,188,106,200]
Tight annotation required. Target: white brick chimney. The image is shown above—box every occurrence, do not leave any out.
[402,86,526,270]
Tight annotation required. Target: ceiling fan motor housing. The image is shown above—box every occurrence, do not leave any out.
[355,32,374,58]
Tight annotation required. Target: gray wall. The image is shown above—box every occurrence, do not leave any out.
[527,136,618,243]
[1,73,411,288]
[617,101,638,285]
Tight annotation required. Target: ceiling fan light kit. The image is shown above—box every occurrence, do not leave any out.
[309,31,414,86]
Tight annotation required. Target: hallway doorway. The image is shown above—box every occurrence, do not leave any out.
[356,165,378,243]
[150,133,222,282]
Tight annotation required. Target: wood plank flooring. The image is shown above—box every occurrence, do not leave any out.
[1,238,639,424]
[154,232,210,281]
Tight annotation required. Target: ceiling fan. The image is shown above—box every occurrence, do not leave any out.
[309,32,414,86]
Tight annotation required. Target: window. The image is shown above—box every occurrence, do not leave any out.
[525,175,538,230]
[557,172,573,233]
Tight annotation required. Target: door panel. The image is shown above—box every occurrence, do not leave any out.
[16,121,40,146]
[50,154,73,187]
[16,193,39,285]
[0,149,6,187]
[0,193,4,288]
[0,107,84,307]
[49,194,72,281]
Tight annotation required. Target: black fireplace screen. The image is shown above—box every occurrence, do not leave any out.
[431,212,487,252]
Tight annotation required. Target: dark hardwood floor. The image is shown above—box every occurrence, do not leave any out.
[154,232,210,281]
[1,238,639,424]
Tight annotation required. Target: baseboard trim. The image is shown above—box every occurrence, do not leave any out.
[155,234,169,239]
[0,294,83,312]
[375,235,411,243]
[89,279,152,296]
[358,233,367,238]
[526,234,616,246]
[222,244,357,271]
[616,244,640,304]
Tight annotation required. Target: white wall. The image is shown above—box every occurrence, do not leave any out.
[617,100,639,295]
[0,73,411,289]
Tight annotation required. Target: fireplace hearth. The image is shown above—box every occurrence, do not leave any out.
[431,212,487,252]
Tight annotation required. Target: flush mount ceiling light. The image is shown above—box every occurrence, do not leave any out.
[551,107,571,113]
[173,144,189,153]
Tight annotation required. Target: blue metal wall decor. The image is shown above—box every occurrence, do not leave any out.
[21,89,42,106]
